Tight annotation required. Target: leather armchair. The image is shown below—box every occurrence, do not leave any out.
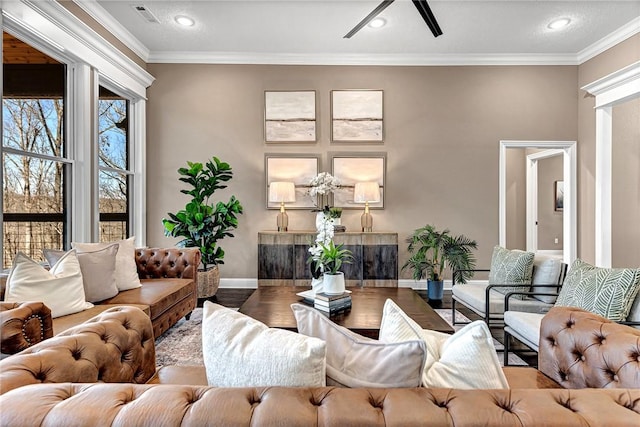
[0,302,53,356]
[0,305,155,395]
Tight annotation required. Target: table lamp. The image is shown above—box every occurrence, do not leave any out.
[269,181,296,231]
[354,181,380,232]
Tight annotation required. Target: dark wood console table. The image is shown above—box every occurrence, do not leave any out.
[258,231,398,287]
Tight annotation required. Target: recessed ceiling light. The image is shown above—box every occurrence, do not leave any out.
[175,15,195,27]
[548,18,571,30]
[369,17,386,29]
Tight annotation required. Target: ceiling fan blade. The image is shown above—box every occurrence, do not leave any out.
[344,0,396,39]
[412,0,443,37]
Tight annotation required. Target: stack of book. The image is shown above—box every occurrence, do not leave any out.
[313,291,352,315]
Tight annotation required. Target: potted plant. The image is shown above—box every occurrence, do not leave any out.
[308,240,353,295]
[162,157,243,298]
[402,224,477,301]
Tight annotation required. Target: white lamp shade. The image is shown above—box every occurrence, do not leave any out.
[353,182,380,203]
[269,181,296,203]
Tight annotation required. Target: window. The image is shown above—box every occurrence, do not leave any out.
[98,86,130,242]
[2,34,68,268]
[1,2,152,268]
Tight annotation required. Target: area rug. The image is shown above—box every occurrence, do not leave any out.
[155,307,526,368]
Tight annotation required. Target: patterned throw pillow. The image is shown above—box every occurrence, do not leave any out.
[488,246,535,300]
[555,259,640,322]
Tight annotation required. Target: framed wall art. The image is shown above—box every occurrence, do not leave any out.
[265,154,320,209]
[330,153,386,209]
[331,89,383,142]
[264,90,317,142]
[554,180,564,212]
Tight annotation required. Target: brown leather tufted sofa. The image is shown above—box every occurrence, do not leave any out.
[1,306,639,426]
[539,306,640,389]
[1,247,200,355]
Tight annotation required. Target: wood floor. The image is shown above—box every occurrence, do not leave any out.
[200,287,537,366]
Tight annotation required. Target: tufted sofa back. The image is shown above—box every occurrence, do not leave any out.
[135,248,201,280]
[0,306,155,395]
[2,384,640,426]
[539,306,640,389]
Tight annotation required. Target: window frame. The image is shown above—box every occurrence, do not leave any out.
[1,2,152,265]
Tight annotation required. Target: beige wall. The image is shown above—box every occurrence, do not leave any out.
[577,34,640,267]
[146,64,578,279]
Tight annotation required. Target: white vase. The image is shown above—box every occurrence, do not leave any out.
[323,272,345,295]
[333,218,341,226]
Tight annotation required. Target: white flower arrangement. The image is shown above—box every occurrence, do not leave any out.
[308,172,340,197]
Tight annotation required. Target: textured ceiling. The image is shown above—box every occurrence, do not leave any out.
[91,1,640,63]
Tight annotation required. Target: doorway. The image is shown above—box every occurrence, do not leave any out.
[499,140,577,265]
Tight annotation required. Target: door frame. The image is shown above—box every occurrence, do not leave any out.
[526,149,565,253]
[499,140,577,265]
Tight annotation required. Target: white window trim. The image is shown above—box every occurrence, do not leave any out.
[2,0,154,248]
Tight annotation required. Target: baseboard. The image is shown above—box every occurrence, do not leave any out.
[400,279,485,291]
[219,278,259,289]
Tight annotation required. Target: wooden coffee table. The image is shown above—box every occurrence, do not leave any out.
[238,286,454,339]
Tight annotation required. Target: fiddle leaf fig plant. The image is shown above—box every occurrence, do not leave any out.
[163,157,243,270]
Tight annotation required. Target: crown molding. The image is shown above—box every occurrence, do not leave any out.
[147,51,580,66]
[71,0,150,62]
[577,16,640,64]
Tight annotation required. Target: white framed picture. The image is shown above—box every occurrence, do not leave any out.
[264,90,316,142]
[331,90,383,142]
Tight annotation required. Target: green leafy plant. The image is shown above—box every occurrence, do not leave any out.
[162,157,243,270]
[309,241,353,275]
[402,224,477,283]
[329,207,343,219]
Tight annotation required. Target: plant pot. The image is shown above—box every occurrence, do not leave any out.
[323,272,345,295]
[197,266,220,298]
[427,279,444,301]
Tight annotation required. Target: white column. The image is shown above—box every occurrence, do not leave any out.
[594,106,612,267]
[70,63,98,243]
[563,144,577,265]
[131,99,147,246]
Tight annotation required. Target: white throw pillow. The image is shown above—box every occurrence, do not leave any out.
[379,299,509,390]
[292,302,426,388]
[4,251,93,318]
[72,237,141,291]
[43,244,119,303]
[202,302,326,387]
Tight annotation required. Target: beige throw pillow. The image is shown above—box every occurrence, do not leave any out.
[202,302,326,387]
[72,237,141,291]
[43,244,118,303]
[4,251,93,318]
[291,303,426,388]
[379,299,508,389]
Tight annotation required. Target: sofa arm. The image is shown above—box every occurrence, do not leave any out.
[135,247,201,280]
[0,306,156,395]
[0,302,54,355]
[539,306,640,389]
